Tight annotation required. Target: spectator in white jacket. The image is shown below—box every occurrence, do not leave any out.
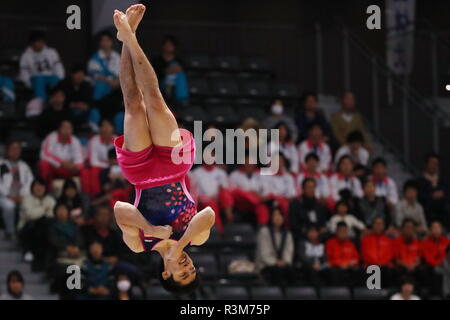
[269,121,299,173]
[18,178,55,264]
[328,200,366,239]
[0,141,34,239]
[298,124,332,173]
[370,157,399,209]
[87,31,120,101]
[19,31,65,100]
[80,119,116,196]
[334,130,370,169]
[296,152,330,202]
[38,120,83,186]
[329,155,363,202]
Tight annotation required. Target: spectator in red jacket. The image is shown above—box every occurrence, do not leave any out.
[422,221,449,267]
[395,219,422,271]
[325,221,360,285]
[360,217,395,286]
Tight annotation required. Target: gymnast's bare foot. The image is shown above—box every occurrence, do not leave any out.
[126,4,146,33]
[113,10,133,42]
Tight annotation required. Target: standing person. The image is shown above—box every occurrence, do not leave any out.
[0,141,34,239]
[255,207,295,286]
[19,30,65,101]
[0,271,33,300]
[111,5,216,294]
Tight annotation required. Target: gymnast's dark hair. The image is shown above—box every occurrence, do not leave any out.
[157,258,200,295]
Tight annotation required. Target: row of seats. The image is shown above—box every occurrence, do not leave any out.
[146,285,392,300]
[185,55,271,73]
[188,76,299,99]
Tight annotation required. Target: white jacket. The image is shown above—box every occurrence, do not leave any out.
[190,166,229,198]
[87,134,116,168]
[19,46,65,87]
[298,140,332,173]
[0,159,34,197]
[18,194,56,230]
[39,131,84,168]
[229,169,262,193]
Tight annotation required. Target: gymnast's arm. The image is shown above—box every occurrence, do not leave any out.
[178,206,215,248]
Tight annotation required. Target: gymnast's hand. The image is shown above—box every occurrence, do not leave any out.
[151,225,173,239]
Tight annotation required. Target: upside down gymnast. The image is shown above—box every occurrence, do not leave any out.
[112,4,215,294]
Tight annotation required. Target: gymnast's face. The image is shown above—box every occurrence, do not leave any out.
[162,251,196,285]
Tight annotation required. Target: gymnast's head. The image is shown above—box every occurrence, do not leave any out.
[158,251,199,295]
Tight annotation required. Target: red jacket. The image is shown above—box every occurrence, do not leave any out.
[326,237,359,267]
[394,237,422,267]
[360,233,395,267]
[421,235,450,267]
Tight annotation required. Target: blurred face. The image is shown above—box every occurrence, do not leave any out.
[430,222,442,238]
[336,226,349,240]
[89,242,103,260]
[402,222,416,238]
[8,277,23,295]
[342,92,355,111]
[58,121,73,138]
[271,209,284,228]
[32,182,46,198]
[304,95,318,112]
[99,35,113,51]
[303,180,316,198]
[162,40,176,54]
[50,90,65,110]
[309,126,323,142]
[100,120,114,137]
[307,228,319,242]
[162,251,196,286]
[305,158,319,172]
[71,70,85,85]
[336,203,348,215]
[404,187,417,202]
[372,163,386,177]
[31,39,45,52]
[64,186,77,199]
[95,207,111,227]
[363,181,376,197]
[401,283,414,297]
[426,157,439,175]
[372,218,385,234]
[349,141,362,153]
[339,158,354,176]
[55,205,69,222]
[6,142,21,161]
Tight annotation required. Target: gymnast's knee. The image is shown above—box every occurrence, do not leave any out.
[114,201,133,222]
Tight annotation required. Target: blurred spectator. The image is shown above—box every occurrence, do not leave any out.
[80,119,116,196]
[289,178,328,241]
[295,92,332,143]
[87,31,120,102]
[269,122,299,173]
[255,207,295,286]
[111,273,143,300]
[38,120,83,185]
[390,277,421,300]
[360,217,395,286]
[18,178,55,268]
[355,179,389,227]
[296,153,330,205]
[37,87,73,138]
[330,91,370,148]
[0,75,15,102]
[48,202,84,266]
[259,154,296,221]
[298,124,332,173]
[189,155,232,233]
[416,153,450,229]
[152,35,189,103]
[264,98,298,142]
[328,200,366,239]
[297,224,328,287]
[19,30,65,100]
[228,155,268,225]
[81,241,113,300]
[394,219,422,279]
[369,157,399,208]
[422,221,449,268]
[58,64,97,129]
[395,181,427,234]
[435,245,450,299]
[0,271,32,300]
[57,179,89,225]
[325,222,360,286]
[334,130,369,168]
[329,155,363,202]
[0,140,34,239]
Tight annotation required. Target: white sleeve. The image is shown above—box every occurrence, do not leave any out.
[88,138,105,168]
[286,175,297,198]
[330,176,340,201]
[320,176,331,198]
[19,162,34,196]
[387,179,399,204]
[353,178,363,198]
[40,134,61,167]
[19,51,32,87]
[298,143,306,167]
[72,138,84,167]
[87,56,102,78]
[50,49,65,79]
[289,145,299,174]
[350,215,365,230]
[321,145,332,172]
